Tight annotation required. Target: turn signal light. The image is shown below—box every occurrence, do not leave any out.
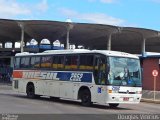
[108,90,112,93]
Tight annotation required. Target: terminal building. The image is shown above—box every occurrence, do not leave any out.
[0,19,160,99]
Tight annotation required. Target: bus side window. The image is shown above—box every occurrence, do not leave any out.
[86,55,94,70]
[52,56,58,69]
[57,56,64,69]
[35,57,41,68]
[79,55,86,70]
[14,57,20,69]
[71,56,78,69]
[41,56,52,68]
[31,56,41,68]
[65,55,78,70]
[20,57,30,68]
[30,57,35,68]
[65,56,71,69]
[79,55,93,70]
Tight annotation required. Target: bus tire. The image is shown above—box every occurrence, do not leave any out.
[81,89,92,107]
[26,84,37,99]
[109,103,119,108]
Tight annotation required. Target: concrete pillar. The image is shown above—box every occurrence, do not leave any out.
[141,38,146,56]
[65,21,74,50]
[66,27,70,49]
[107,34,112,50]
[64,41,66,49]
[18,23,24,53]
[2,42,5,48]
[12,42,15,48]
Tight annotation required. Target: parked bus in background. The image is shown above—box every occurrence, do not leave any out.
[12,49,142,107]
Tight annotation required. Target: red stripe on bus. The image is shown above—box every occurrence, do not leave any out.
[13,71,23,78]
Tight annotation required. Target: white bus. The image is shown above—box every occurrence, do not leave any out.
[13,49,142,107]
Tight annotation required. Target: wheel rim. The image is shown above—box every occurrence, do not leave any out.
[82,93,90,103]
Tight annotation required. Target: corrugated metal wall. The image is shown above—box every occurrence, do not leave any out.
[142,58,160,91]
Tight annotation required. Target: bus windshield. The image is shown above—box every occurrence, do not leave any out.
[108,57,142,87]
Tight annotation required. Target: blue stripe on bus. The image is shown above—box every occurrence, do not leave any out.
[56,72,92,82]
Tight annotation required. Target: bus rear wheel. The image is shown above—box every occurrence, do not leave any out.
[26,84,37,99]
[109,103,119,108]
[81,89,92,107]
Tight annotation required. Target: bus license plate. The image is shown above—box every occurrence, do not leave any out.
[123,97,129,101]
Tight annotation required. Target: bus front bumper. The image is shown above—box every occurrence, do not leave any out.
[106,93,142,104]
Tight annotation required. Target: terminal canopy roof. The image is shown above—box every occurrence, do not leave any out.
[0,19,160,54]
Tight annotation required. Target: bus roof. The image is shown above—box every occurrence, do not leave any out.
[15,49,139,59]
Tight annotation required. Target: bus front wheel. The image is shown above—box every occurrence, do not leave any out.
[81,89,92,107]
[109,103,119,108]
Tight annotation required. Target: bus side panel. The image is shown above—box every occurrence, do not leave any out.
[90,75,98,103]
[90,85,98,103]
[85,85,107,104]
[34,80,46,95]
[73,83,80,100]
[47,81,60,97]
[59,81,73,99]
[13,79,28,93]
[47,80,75,99]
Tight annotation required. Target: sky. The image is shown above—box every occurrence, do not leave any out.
[0,0,160,31]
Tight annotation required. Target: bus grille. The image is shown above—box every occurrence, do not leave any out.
[118,91,135,94]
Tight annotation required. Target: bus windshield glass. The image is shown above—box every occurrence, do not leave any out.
[108,57,142,87]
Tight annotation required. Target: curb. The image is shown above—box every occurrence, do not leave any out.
[141,98,160,104]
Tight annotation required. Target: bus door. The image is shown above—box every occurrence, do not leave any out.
[94,55,107,104]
